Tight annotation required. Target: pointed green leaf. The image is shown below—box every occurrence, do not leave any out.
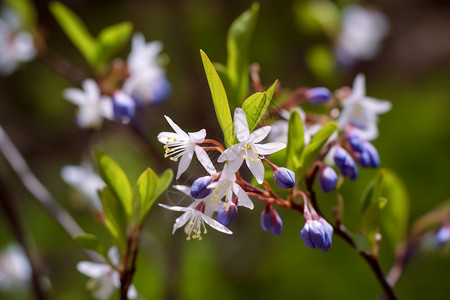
[5,0,37,29]
[96,22,133,72]
[95,150,133,220]
[286,110,305,172]
[241,80,277,131]
[362,197,388,235]
[227,3,259,106]
[297,121,337,176]
[200,50,234,147]
[98,187,127,253]
[49,2,97,66]
[152,169,174,203]
[74,234,107,257]
[136,168,158,220]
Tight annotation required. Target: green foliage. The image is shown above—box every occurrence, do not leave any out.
[5,0,37,29]
[297,122,337,177]
[74,234,107,257]
[286,110,305,172]
[95,149,133,220]
[305,45,335,81]
[200,50,234,147]
[241,80,277,131]
[225,2,259,107]
[361,169,409,253]
[293,0,340,37]
[49,1,133,73]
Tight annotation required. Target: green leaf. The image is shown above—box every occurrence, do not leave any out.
[96,22,133,71]
[74,234,107,257]
[293,0,340,37]
[152,169,174,204]
[5,0,37,29]
[241,80,277,131]
[226,3,259,107]
[95,150,133,220]
[98,187,127,253]
[200,50,234,147]
[297,121,337,177]
[49,2,97,67]
[362,197,388,235]
[286,110,305,172]
[305,45,335,81]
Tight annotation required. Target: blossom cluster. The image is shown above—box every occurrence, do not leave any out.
[63,33,170,129]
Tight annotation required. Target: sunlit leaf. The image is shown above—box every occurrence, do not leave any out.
[286,110,304,172]
[200,50,234,147]
[226,2,259,107]
[96,22,133,72]
[95,149,133,220]
[241,80,277,131]
[305,45,335,81]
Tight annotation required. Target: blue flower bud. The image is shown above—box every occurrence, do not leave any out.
[260,205,283,236]
[300,219,333,252]
[319,167,338,193]
[333,148,348,167]
[305,87,331,105]
[112,91,136,124]
[364,142,380,168]
[436,226,450,246]
[334,148,358,180]
[151,77,171,104]
[190,176,213,199]
[217,202,238,226]
[347,132,365,153]
[273,167,295,189]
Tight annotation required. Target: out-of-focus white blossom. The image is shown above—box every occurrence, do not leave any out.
[0,6,36,75]
[61,162,104,211]
[335,4,389,65]
[0,244,31,290]
[63,79,113,129]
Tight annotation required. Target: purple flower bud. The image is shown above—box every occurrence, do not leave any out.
[436,226,450,246]
[300,219,333,252]
[190,176,213,199]
[260,205,283,236]
[364,142,380,168]
[150,77,171,104]
[319,167,338,193]
[112,91,136,124]
[347,131,365,153]
[334,148,358,180]
[217,202,238,226]
[305,87,331,105]
[333,148,348,167]
[273,167,295,189]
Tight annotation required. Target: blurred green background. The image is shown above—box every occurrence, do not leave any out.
[1,0,450,299]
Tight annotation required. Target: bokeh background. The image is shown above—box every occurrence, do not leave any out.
[1,0,450,299]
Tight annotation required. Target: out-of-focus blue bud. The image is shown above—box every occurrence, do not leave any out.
[190,176,213,199]
[217,202,238,226]
[273,167,295,189]
[260,205,283,236]
[334,148,358,180]
[319,167,338,193]
[112,91,136,124]
[151,77,171,104]
[300,219,333,252]
[364,142,380,168]
[333,148,348,167]
[347,131,365,153]
[305,87,331,105]
[436,226,450,246]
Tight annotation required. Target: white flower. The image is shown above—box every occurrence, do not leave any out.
[159,186,232,240]
[123,33,170,104]
[0,7,36,75]
[77,247,137,300]
[158,115,215,179]
[0,244,31,290]
[61,162,104,211]
[336,4,389,65]
[337,74,391,141]
[218,108,285,183]
[63,79,113,129]
[208,172,254,210]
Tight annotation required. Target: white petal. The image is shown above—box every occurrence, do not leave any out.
[234,108,250,142]
[217,144,243,163]
[254,142,286,155]
[107,247,120,266]
[127,284,138,299]
[63,88,86,106]
[202,214,233,234]
[358,122,379,141]
[164,115,188,137]
[172,185,191,196]
[83,79,100,102]
[159,203,190,212]
[77,262,110,278]
[246,155,265,184]
[249,126,271,143]
[173,212,191,234]
[176,149,194,179]
[157,132,179,143]
[99,98,113,120]
[364,97,392,114]
[194,146,216,175]
[188,129,206,143]
[352,73,366,97]
[233,183,254,209]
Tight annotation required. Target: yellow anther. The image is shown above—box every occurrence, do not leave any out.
[251,158,255,162]
[241,147,245,151]
[246,144,252,150]
[254,152,259,156]
[243,155,247,160]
